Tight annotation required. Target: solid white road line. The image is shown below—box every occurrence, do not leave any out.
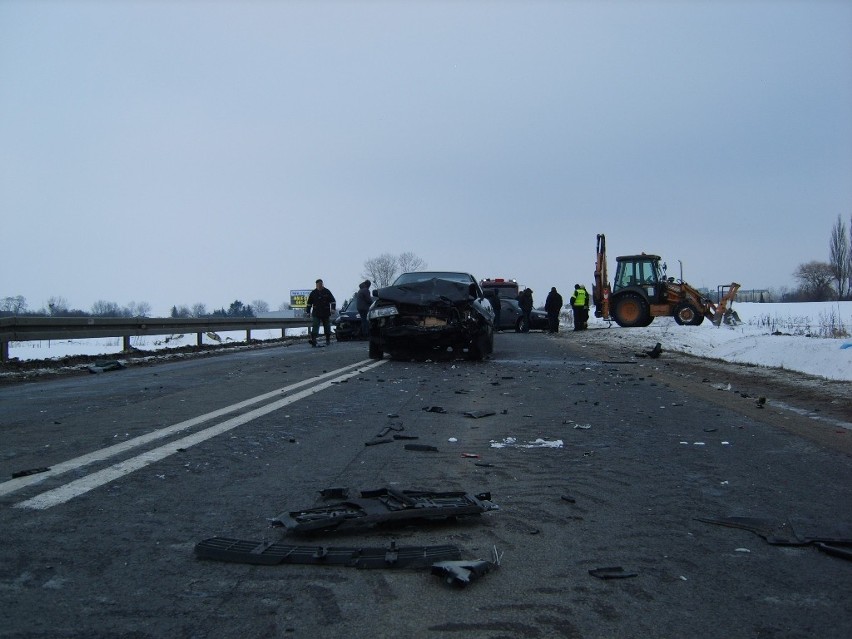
[16,358,387,510]
[1,359,384,500]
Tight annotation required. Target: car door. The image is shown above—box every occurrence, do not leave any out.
[500,299,520,329]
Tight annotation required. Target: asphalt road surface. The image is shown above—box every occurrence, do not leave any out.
[1,332,850,639]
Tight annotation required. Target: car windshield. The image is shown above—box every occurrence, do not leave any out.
[392,272,475,286]
[339,295,356,312]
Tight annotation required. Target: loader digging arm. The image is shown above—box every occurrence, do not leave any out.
[593,233,611,321]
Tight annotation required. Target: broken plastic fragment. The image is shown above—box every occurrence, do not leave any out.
[422,406,447,413]
[404,444,438,452]
[464,410,496,419]
[365,438,393,446]
[588,566,638,579]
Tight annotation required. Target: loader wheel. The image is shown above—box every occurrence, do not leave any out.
[612,293,650,328]
[674,303,704,326]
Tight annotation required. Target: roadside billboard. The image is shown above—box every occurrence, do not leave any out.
[289,290,311,309]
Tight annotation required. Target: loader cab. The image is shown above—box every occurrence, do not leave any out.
[613,255,665,303]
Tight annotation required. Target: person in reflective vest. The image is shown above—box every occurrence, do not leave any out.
[570,284,589,331]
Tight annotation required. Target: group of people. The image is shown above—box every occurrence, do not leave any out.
[518,283,590,333]
[304,277,591,348]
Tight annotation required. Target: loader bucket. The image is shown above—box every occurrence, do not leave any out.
[711,283,741,327]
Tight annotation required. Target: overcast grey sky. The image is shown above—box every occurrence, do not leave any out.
[2,0,850,315]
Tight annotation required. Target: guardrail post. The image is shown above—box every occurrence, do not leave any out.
[246,329,251,342]
[1,339,8,363]
[196,332,203,346]
[123,336,131,352]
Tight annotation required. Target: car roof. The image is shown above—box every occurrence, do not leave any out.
[392,271,477,285]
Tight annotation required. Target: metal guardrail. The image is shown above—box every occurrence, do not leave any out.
[0,316,313,362]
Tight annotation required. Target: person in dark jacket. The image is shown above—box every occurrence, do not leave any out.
[306,279,336,346]
[544,287,564,333]
[518,288,534,333]
[569,284,589,331]
[355,279,372,339]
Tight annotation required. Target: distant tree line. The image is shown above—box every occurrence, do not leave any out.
[169,299,266,318]
[0,295,154,318]
[0,296,272,319]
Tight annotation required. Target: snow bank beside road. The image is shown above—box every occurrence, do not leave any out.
[577,301,852,381]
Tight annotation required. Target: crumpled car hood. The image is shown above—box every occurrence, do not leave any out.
[376,278,475,307]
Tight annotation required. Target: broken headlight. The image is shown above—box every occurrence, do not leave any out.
[369,305,399,320]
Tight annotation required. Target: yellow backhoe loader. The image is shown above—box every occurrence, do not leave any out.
[592,234,740,327]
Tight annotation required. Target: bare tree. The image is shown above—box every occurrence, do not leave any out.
[251,299,270,314]
[793,261,835,301]
[124,301,152,317]
[191,303,208,318]
[46,296,68,315]
[0,295,27,314]
[398,251,427,273]
[363,253,399,287]
[91,300,121,316]
[829,215,849,299]
[848,213,852,299]
[363,252,427,287]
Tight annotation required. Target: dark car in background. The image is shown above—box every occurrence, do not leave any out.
[333,294,367,341]
[497,298,550,332]
[368,271,494,360]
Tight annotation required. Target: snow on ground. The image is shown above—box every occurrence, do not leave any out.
[578,301,852,381]
[6,302,852,381]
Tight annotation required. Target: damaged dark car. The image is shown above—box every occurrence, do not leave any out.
[367,271,495,361]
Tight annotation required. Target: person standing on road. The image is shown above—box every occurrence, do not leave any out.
[356,279,372,339]
[306,279,336,347]
[518,288,534,333]
[570,284,589,331]
[544,286,563,333]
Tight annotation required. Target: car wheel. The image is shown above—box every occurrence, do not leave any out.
[368,339,383,359]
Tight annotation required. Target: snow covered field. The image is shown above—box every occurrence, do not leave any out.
[6,302,852,381]
[580,301,852,381]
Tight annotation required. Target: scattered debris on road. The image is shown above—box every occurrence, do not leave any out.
[195,538,462,568]
[464,410,496,419]
[87,360,125,373]
[589,566,638,579]
[698,515,852,561]
[269,488,498,534]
